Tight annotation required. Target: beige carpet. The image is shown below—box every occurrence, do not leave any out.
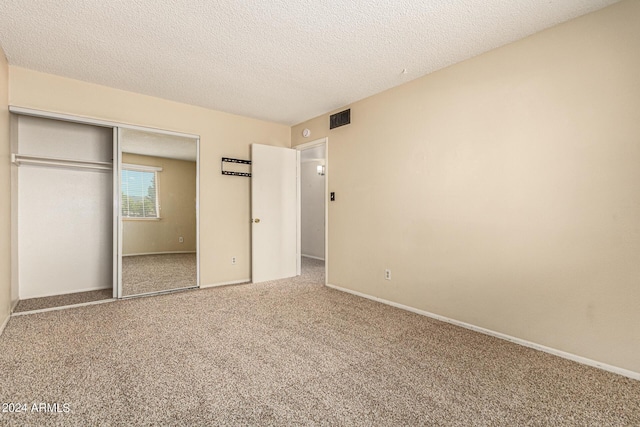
[13,289,113,313]
[0,257,638,426]
[14,252,197,311]
[122,253,197,296]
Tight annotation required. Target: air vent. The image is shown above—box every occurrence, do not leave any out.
[330,109,350,129]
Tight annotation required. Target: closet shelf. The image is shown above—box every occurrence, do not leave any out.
[11,153,113,171]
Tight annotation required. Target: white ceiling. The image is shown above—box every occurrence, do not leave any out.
[121,128,197,162]
[0,0,619,126]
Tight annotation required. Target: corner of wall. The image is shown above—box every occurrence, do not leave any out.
[0,46,12,334]
[9,114,19,308]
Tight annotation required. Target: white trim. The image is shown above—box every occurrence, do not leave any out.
[201,279,251,289]
[113,127,119,299]
[11,298,117,316]
[195,137,200,289]
[294,138,327,151]
[302,254,325,261]
[121,163,163,172]
[295,150,302,277]
[20,286,112,300]
[326,283,640,381]
[324,141,328,286]
[11,299,19,312]
[9,106,199,139]
[0,313,10,337]
[123,251,196,257]
[116,128,123,298]
[120,285,197,299]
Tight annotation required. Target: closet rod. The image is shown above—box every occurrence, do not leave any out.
[11,153,113,171]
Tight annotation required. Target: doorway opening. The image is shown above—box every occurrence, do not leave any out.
[296,138,327,285]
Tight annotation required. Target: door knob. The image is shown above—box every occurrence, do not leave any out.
[253,218,261,223]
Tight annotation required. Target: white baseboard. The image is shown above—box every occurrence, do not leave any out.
[201,279,251,289]
[11,298,19,313]
[0,312,10,337]
[123,251,196,257]
[302,254,325,261]
[20,286,112,300]
[326,283,640,381]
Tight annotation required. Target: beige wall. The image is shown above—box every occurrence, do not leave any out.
[0,47,11,331]
[292,0,640,374]
[9,67,290,286]
[122,153,197,255]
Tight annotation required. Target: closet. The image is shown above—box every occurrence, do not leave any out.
[13,115,115,300]
[10,108,201,309]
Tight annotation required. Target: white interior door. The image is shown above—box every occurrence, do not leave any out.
[251,144,299,283]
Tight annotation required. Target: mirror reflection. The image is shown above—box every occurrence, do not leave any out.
[120,129,198,297]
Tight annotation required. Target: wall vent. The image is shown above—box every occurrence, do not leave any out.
[330,109,350,129]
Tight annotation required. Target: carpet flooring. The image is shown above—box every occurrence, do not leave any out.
[13,289,113,313]
[1,258,638,426]
[13,252,197,312]
[122,253,197,296]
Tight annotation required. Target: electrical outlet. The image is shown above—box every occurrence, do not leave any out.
[178,237,184,243]
[232,257,237,265]
[385,269,391,280]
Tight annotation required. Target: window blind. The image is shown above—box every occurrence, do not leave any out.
[121,168,159,218]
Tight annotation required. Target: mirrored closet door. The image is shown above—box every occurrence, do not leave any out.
[118,128,199,297]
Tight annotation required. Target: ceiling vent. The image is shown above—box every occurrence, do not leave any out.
[330,109,350,129]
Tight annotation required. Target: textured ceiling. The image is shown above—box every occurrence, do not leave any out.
[0,0,620,125]
[121,128,197,162]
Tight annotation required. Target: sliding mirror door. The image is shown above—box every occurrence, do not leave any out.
[119,128,199,297]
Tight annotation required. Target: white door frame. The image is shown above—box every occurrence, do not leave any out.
[113,128,121,298]
[295,137,328,285]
